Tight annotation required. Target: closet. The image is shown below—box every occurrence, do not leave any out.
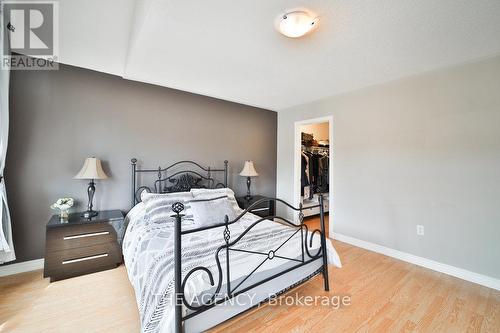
[300,122,330,217]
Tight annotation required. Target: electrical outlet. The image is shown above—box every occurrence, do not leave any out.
[416,225,424,236]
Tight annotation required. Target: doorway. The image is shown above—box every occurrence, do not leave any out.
[293,116,334,237]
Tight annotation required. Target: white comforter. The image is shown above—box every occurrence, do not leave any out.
[123,203,341,333]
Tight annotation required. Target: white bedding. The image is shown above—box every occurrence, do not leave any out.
[123,202,341,333]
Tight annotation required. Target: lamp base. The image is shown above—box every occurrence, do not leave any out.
[246,177,253,200]
[82,210,98,219]
[83,180,98,219]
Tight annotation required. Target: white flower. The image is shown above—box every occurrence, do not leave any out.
[50,197,74,211]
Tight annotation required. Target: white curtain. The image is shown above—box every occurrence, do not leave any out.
[0,13,15,263]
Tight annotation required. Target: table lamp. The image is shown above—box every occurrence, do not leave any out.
[239,160,259,200]
[74,157,108,218]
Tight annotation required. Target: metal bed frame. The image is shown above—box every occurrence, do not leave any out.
[130,158,329,332]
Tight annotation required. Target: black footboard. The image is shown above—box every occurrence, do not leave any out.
[170,195,330,333]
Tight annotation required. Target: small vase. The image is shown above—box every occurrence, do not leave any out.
[60,209,69,221]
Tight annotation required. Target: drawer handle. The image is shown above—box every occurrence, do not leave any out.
[63,231,109,240]
[251,207,269,212]
[62,253,109,265]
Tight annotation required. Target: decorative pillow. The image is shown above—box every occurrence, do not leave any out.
[141,191,195,225]
[190,188,241,212]
[188,195,238,228]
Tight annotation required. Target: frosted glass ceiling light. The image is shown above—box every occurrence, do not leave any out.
[278,11,319,38]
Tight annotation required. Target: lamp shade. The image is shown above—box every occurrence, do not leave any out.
[74,157,109,180]
[239,161,258,177]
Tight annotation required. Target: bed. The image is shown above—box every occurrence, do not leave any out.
[123,159,341,333]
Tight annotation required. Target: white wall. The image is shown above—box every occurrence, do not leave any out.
[277,55,500,279]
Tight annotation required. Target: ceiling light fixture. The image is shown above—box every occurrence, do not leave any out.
[278,11,319,38]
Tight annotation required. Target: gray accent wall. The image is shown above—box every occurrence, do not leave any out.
[6,64,277,263]
[277,55,500,279]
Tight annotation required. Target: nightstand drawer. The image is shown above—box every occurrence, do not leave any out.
[46,223,117,253]
[44,210,124,282]
[44,242,121,281]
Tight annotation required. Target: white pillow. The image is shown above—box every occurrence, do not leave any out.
[188,195,238,228]
[141,191,195,225]
[190,188,241,212]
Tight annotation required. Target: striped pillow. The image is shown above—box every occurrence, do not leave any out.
[141,191,195,225]
[190,188,241,212]
[188,195,238,228]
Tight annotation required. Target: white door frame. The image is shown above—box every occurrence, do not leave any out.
[293,115,334,237]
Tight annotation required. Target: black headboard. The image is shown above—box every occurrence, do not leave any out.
[130,158,228,208]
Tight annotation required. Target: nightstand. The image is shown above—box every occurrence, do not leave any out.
[43,210,125,282]
[236,195,275,218]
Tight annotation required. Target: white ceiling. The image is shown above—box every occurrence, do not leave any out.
[57,0,135,76]
[54,0,500,111]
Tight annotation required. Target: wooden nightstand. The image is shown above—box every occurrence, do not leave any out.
[236,195,275,218]
[43,210,125,282]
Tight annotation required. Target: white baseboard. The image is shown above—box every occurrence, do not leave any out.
[333,233,500,291]
[0,258,44,277]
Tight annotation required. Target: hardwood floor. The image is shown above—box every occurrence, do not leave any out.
[1,215,498,332]
[0,265,140,333]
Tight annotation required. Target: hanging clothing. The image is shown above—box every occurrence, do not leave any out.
[310,153,320,188]
[301,148,329,198]
[317,155,329,193]
[301,153,310,196]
